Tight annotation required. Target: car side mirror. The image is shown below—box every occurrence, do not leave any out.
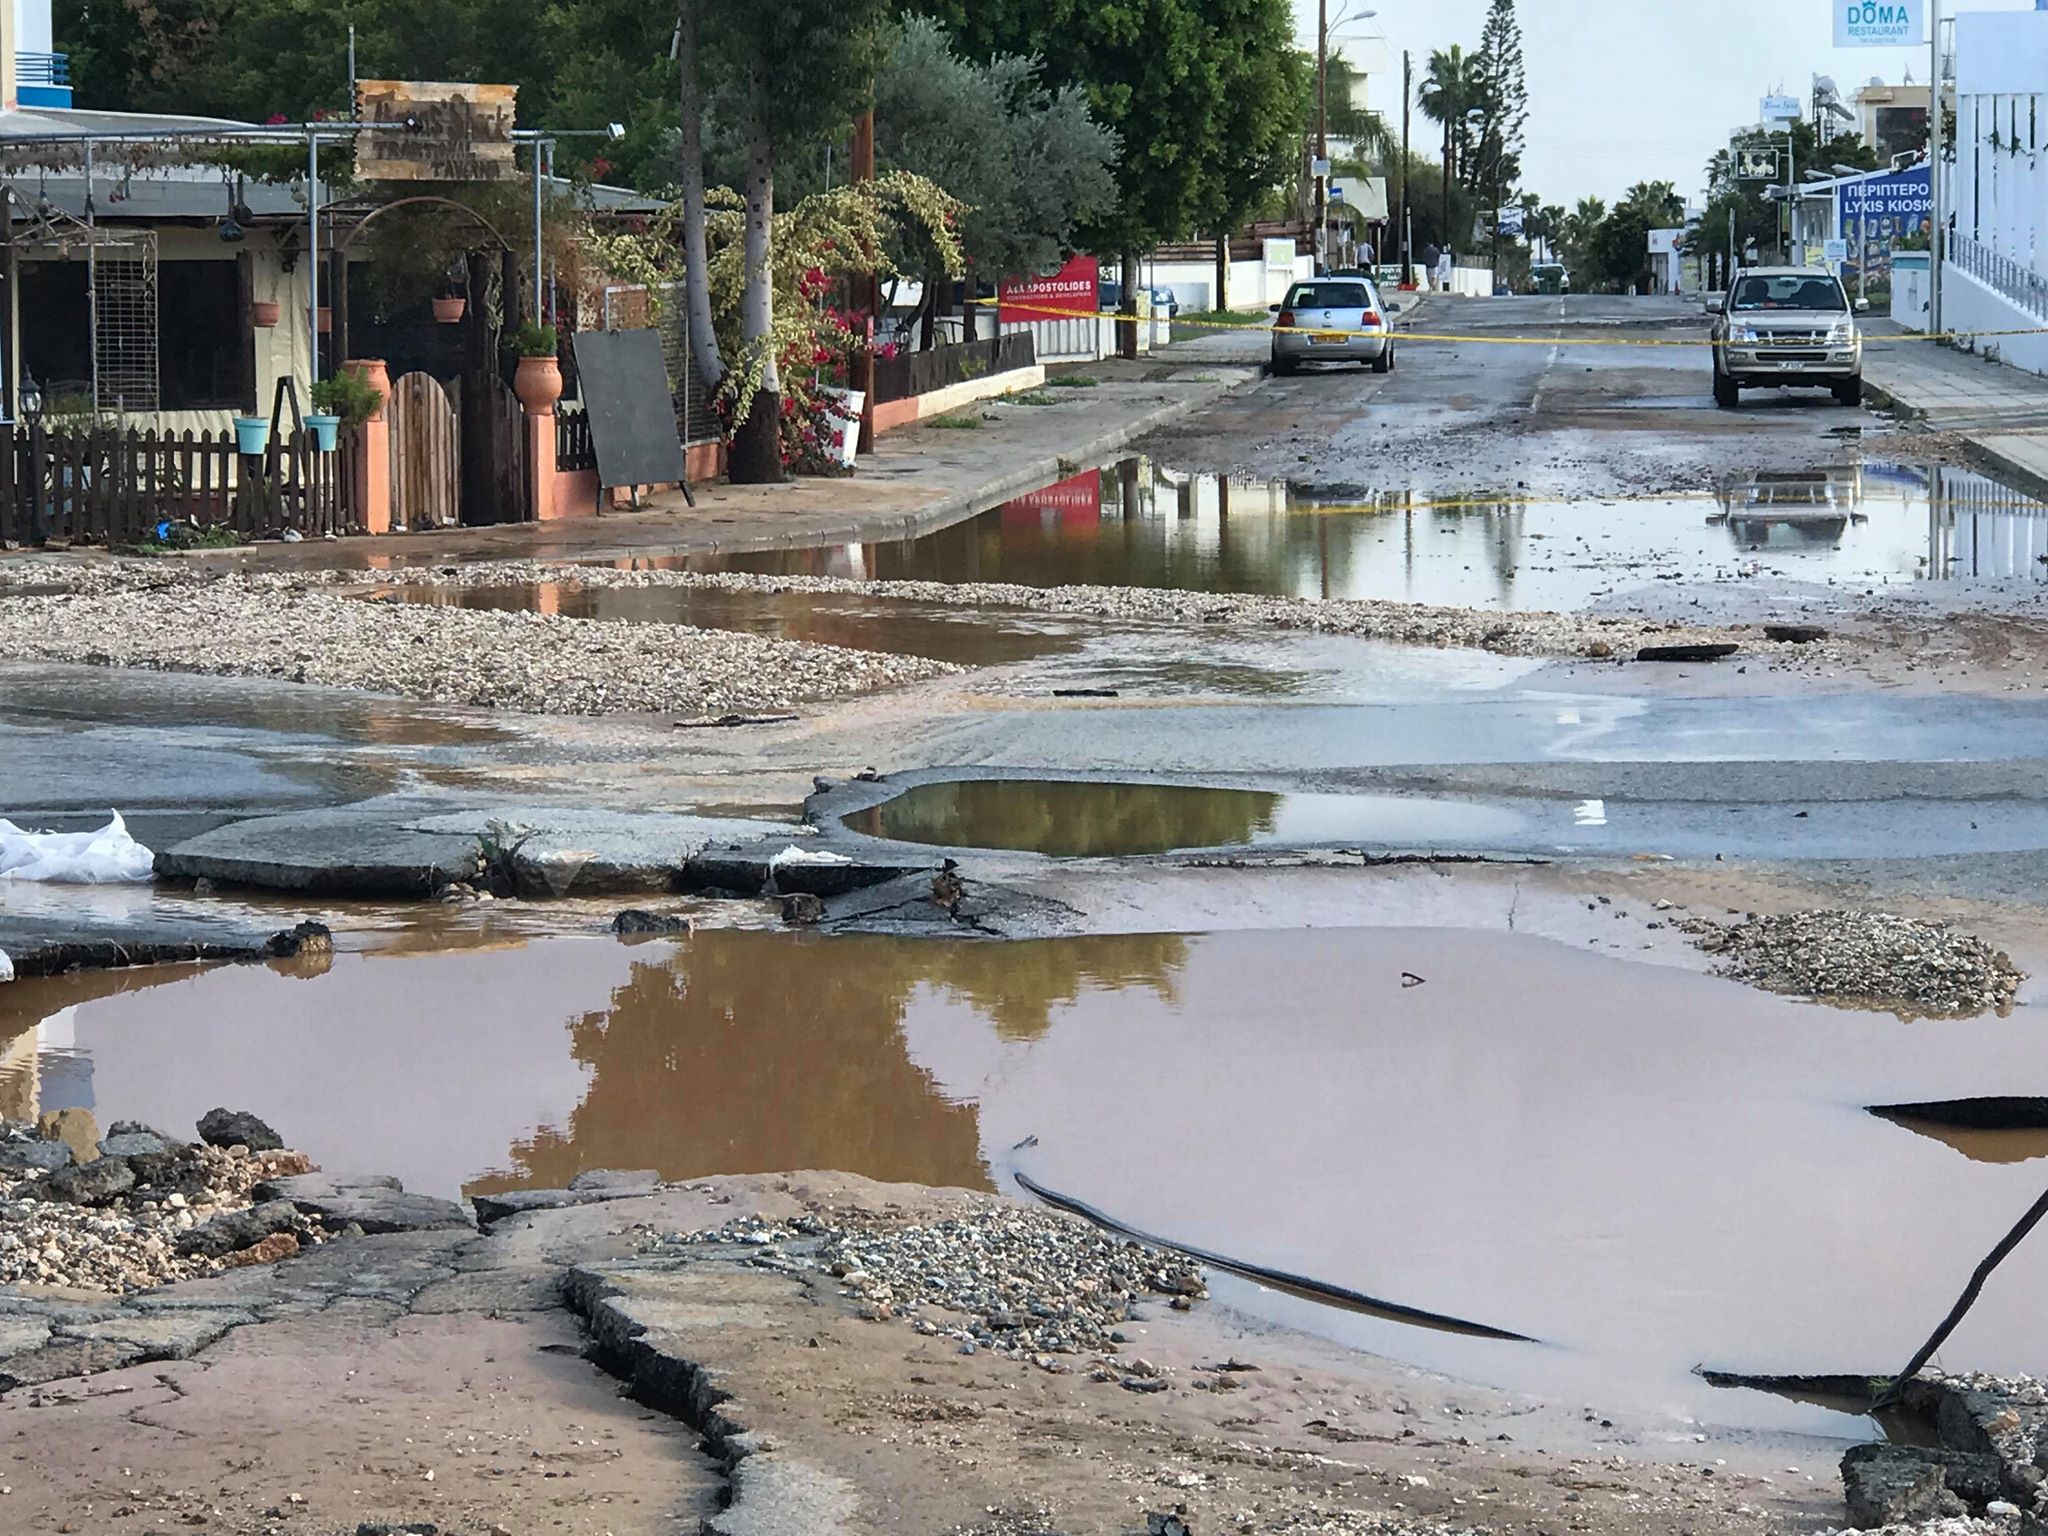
[1269,303,1282,312]
[1704,298,1725,315]
[1854,298,1871,314]
[1385,301,1403,314]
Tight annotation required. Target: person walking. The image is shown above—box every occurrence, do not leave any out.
[1422,242,1441,290]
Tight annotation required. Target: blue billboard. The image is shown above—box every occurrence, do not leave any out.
[1837,167,1933,284]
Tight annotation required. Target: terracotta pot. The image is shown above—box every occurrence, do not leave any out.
[343,358,390,422]
[316,307,333,334]
[432,296,467,325]
[250,300,281,328]
[513,355,563,415]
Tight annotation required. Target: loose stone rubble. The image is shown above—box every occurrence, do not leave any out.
[659,1199,1206,1364]
[341,559,1812,663]
[1679,909,2025,1016]
[0,573,956,716]
[0,1113,320,1292]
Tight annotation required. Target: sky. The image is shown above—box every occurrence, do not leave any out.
[1293,0,2041,208]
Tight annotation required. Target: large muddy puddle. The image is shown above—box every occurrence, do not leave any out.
[596,458,2044,614]
[844,779,1522,857]
[7,925,2048,1432]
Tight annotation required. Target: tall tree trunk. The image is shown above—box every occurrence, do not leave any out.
[1117,251,1139,360]
[1214,234,1229,312]
[676,0,724,395]
[729,79,783,486]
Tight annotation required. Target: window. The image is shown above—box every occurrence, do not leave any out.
[18,261,91,400]
[17,255,254,413]
[158,261,252,411]
[1284,283,1372,310]
[1731,274,1847,312]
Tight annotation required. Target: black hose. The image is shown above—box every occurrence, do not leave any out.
[1013,1167,1537,1344]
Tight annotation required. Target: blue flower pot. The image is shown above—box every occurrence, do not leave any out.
[304,413,340,453]
[232,416,270,455]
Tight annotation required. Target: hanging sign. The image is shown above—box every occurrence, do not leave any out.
[355,81,518,183]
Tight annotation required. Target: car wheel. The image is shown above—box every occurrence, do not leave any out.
[1833,376,1863,407]
[1713,372,1740,409]
[1371,345,1394,374]
[1270,357,1296,378]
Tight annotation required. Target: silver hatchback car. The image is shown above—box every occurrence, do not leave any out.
[1270,278,1399,375]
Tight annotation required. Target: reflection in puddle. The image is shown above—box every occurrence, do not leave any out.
[592,458,2045,614]
[1875,1114,2048,1164]
[9,926,2048,1429]
[844,778,1523,857]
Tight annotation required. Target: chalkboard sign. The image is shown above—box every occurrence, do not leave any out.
[571,329,689,495]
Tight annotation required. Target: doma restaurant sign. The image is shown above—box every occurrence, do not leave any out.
[1835,0,1922,48]
[355,81,518,182]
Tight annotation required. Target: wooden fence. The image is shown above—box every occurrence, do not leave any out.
[0,423,359,548]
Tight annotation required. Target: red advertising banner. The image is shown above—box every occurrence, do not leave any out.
[998,255,1101,324]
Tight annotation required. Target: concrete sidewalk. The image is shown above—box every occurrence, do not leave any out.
[185,364,1258,572]
[1861,318,2048,494]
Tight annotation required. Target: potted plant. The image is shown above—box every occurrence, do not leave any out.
[307,370,384,452]
[251,299,281,327]
[232,415,270,455]
[432,290,467,325]
[509,322,563,413]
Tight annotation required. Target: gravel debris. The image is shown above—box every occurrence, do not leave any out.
[1818,1519,2021,1536]
[334,559,1813,663]
[0,571,955,716]
[659,1200,1205,1362]
[1679,909,2025,1017]
[0,1119,321,1292]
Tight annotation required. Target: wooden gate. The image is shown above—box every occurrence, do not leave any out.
[389,371,459,530]
[483,378,531,522]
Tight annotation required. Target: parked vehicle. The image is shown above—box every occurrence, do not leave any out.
[1707,266,1868,408]
[1269,277,1400,375]
[1098,280,1177,318]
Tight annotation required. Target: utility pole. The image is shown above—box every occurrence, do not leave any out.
[1313,0,1330,275]
[1929,0,1945,337]
[852,107,877,455]
[1399,49,1412,284]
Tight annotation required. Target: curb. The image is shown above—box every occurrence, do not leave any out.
[713,370,1264,556]
[1865,372,2048,500]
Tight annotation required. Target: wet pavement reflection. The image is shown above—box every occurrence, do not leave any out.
[7,925,2048,1430]
[621,458,2048,613]
[845,779,1523,857]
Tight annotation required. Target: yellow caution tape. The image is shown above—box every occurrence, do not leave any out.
[970,296,2048,349]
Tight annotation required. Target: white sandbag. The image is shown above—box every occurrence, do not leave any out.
[770,845,853,868]
[0,949,13,983]
[0,811,156,884]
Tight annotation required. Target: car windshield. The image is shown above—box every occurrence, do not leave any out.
[1731,274,1846,313]
[1285,283,1371,310]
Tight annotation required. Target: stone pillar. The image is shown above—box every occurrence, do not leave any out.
[527,411,557,520]
[346,359,392,535]
[514,355,563,521]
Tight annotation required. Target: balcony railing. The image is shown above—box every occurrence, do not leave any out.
[1951,232,2048,321]
[16,52,70,85]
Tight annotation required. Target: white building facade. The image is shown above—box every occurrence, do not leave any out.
[1944,8,2048,374]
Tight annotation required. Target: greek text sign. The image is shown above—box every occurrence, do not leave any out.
[1835,0,1922,48]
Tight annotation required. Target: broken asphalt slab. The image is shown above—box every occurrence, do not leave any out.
[0,901,309,979]
[153,798,796,897]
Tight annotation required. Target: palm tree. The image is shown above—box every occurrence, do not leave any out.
[1419,45,1478,252]
[1562,195,1606,270]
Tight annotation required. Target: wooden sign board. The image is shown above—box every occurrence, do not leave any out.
[355,81,517,183]
[572,329,689,495]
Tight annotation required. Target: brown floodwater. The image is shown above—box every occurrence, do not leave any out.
[843,778,1524,857]
[8,925,2048,1433]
